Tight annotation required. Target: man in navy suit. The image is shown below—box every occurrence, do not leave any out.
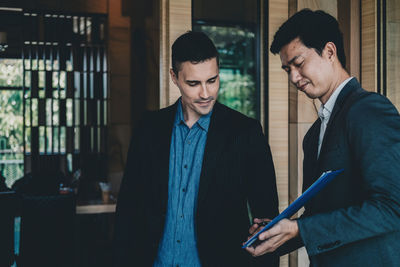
[114,31,279,267]
[246,9,400,266]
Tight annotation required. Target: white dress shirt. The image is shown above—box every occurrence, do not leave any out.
[317,77,353,157]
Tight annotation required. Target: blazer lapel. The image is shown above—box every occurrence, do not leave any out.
[154,102,178,213]
[197,102,229,206]
[303,119,321,190]
[318,78,359,158]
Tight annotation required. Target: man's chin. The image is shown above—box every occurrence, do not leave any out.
[196,107,212,116]
[195,103,214,116]
[303,91,318,100]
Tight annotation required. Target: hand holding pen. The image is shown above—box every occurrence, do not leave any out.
[245,218,272,248]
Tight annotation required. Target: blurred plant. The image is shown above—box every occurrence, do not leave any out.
[0,58,23,87]
[194,24,258,119]
[0,59,23,153]
[219,72,256,118]
[0,90,23,152]
[0,59,24,184]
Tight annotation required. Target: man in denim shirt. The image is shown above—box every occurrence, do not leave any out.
[114,31,279,267]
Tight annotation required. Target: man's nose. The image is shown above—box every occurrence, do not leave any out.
[290,69,302,85]
[199,83,209,99]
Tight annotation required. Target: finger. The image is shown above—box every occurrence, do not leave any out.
[253,218,271,224]
[259,229,275,240]
[249,238,274,256]
[253,218,263,224]
[249,224,261,235]
[254,235,282,254]
[259,223,282,240]
[245,246,256,256]
[258,228,296,254]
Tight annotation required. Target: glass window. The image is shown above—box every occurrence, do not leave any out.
[192,0,260,120]
[193,24,258,118]
[0,59,23,87]
[0,59,24,187]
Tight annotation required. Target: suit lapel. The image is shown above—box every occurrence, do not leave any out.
[155,102,178,213]
[318,78,359,159]
[197,102,228,206]
[303,119,321,190]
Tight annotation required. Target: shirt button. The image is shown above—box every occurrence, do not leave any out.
[182,188,186,192]
[184,164,187,169]
[177,240,181,243]
[180,214,183,218]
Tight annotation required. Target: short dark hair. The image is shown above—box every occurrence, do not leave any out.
[270,9,346,68]
[172,31,219,76]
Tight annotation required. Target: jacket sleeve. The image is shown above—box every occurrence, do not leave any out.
[297,93,400,256]
[245,121,280,266]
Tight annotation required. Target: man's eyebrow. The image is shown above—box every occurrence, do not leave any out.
[186,74,219,83]
[281,55,300,69]
[207,74,219,81]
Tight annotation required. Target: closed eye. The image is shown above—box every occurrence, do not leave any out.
[186,81,200,87]
[294,61,304,68]
[207,75,218,83]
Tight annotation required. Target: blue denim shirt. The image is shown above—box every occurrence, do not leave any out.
[153,100,212,267]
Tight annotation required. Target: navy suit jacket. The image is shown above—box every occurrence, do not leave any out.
[113,101,279,267]
[282,78,400,266]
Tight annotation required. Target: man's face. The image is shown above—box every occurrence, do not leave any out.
[171,57,219,119]
[280,38,335,104]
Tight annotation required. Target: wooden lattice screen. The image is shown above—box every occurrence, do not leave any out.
[21,11,108,180]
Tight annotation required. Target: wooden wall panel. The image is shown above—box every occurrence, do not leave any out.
[108,30,131,76]
[108,0,131,177]
[361,0,377,92]
[338,0,361,80]
[385,0,400,109]
[268,1,289,266]
[298,0,337,17]
[160,0,191,108]
[109,75,131,124]
[62,0,108,13]
[350,0,361,79]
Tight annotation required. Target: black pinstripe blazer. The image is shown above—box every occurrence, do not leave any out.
[113,101,279,267]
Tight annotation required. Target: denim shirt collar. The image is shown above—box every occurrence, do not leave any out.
[174,98,212,132]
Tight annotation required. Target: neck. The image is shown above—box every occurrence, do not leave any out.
[320,68,350,104]
[181,105,200,129]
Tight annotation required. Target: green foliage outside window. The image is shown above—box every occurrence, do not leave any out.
[194,24,258,119]
[0,59,23,87]
[219,70,256,118]
[0,59,24,186]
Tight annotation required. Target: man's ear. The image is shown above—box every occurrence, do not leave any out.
[170,69,178,86]
[323,42,337,62]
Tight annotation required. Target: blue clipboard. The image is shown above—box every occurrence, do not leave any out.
[242,169,344,248]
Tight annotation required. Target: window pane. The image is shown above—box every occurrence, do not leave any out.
[67,99,73,126]
[0,59,23,87]
[193,24,258,118]
[0,90,24,186]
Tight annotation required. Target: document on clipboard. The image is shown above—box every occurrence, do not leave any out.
[242,169,344,249]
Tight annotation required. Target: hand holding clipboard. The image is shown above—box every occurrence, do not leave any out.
[243,169,344,248]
